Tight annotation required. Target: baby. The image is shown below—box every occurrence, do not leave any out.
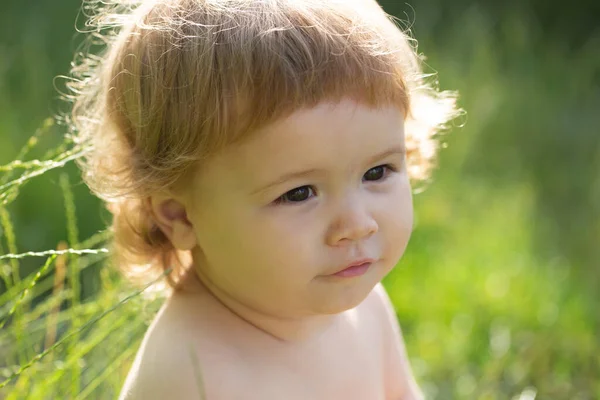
[69,0,458,398]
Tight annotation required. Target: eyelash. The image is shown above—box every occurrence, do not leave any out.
[273,164,397,205]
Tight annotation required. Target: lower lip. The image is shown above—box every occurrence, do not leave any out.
[333,262,372,278]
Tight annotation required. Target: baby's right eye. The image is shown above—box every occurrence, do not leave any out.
[275,186,315,204]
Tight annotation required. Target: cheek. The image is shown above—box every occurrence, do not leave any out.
[379,179,413,256]
[250,210,319,270]
[198,207,316,281]
[192,206,248,269]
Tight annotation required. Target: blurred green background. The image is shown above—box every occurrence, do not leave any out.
[0,0,598,398]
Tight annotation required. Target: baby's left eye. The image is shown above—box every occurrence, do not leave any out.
[363,165,393,182]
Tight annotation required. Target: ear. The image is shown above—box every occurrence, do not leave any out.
[147,194,197,251]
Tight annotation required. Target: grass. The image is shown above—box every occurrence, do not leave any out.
[0,1,598,399]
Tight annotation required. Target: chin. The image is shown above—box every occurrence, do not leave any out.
[314,280,377,314]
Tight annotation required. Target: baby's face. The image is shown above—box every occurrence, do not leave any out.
[186,99,413,317]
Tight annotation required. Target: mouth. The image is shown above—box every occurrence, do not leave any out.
[330,258,375,278]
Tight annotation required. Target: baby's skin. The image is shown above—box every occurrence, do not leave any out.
[120,279,421,400]
[119,100,423,399]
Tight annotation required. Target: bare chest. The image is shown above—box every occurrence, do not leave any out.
[201,319,386,400]
[249,342,386,400]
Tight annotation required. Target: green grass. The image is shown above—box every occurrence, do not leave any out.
[0,2,598,399]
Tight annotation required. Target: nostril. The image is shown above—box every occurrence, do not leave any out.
[327,216,378,245]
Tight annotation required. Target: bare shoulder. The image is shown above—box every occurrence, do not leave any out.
[118,291,245,400]
[118,297,205,400]
[357,283,401,340]
[362,283,424,400]
[366,283,404,337]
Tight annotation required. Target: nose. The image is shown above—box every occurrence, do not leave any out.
[325,197,378,246]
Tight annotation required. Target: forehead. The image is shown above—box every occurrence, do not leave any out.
[194,100,405,190]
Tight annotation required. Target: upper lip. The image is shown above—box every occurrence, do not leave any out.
[330,258,376,275]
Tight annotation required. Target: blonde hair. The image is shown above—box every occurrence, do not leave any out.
[68,0,459,289]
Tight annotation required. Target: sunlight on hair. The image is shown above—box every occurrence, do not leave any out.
[65,0,461,289]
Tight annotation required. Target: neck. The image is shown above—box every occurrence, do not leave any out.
[181,269,338,344]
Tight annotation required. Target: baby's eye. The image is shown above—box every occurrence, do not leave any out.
[363,164,394,182]
[276,185,316,204]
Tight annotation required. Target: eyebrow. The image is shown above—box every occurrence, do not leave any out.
[252,146,406,195]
